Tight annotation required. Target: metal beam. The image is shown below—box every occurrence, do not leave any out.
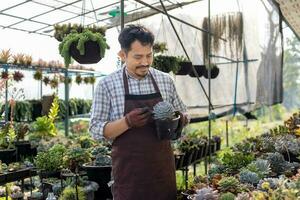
[6,0,82,29]
[0,0,32,13]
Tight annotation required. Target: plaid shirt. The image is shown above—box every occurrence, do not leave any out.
[89,66,187,140]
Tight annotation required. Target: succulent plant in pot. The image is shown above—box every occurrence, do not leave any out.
[239,169,260,186]
[218,176,240,194]
[190,187,219,200]
[75,74,82,85]
[50,77,59,89]
[219,192,235,200]
[1,71,9,79]
[152,101,181,140]
[152,55,180,74]
[63,146,92,172]
[43,76,50,85]
[10,185,23,200]
[58,29,109,67]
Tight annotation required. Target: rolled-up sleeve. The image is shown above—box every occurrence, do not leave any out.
[89,80,111,140]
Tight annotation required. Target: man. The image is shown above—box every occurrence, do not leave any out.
[90,24,188,200]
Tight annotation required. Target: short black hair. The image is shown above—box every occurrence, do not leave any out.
[118,24,155,52]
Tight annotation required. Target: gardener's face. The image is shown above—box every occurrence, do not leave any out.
[119,40,153,80]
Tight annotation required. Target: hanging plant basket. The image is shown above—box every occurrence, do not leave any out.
[176,61,193,75]
[189,65,206,78]
[203,66,220,79]
[70,40,102,64]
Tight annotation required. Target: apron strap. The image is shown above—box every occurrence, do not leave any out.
[123,68,161,95]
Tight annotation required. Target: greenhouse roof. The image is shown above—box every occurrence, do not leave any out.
[0,0,200,37]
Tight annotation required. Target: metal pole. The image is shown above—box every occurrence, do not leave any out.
[121,0,125,30]
[4,65,9,123]
[158,0,214,109]
[207,0,212,167]
[226,120,229,147]
[64,69,69,136]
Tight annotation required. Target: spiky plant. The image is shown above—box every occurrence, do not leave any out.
[33,70,43,80]
[13,71,24,82]
[75,75,82,85]
[83,77,90,84]
[43,76,50,85]
[239,170,260,185]
[192,187,219,200]
[1,71,9,79]
[17,53,26,65]
[11,54,18,64]
[89,76,96,84]
[152,101,175,120]
[0,49,11,63]
[50,78,59,89]
[218,177,239,193]
[24,55,32,65]
[219,192,235,200]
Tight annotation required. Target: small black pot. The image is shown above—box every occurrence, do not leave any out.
[189,65,206,78]
[155,115,180,140]
[70,41,102,64]
[39,170,61,179]
[203,66,220,79]
[82,164,112,200]
[176,62,192,75]
[0,148,16,164]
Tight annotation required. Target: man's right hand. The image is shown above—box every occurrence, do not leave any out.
[125,107,151,128]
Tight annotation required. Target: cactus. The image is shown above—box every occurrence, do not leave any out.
[239,170,260,185]
[152,101,175,120]
[219,192,235,200]
[192,187,219,200]
[257,178,279,191]
[235,192,250,200]
[218,177,239,193]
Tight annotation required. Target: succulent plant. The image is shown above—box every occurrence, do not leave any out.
[219,192,235,200]
[257,178,279,191]
[0,49,11,63]
[94,154,111,166]
[208,164,225,179]
[33,70,43,80]
[274,135,300,155]
[75,75,82,85]
[89,76,96,84]
[50,78,59,89]
[246,159,271,178]
[239,170,260,185]
[24,55,32,65]
[235,192,250,200]
[152,101,175,120]
[43,76,50,85]
[83,77,90,84]
[153,42,168,54]
[91,145,110,156]
[1,71,9,79]
[17,53,26,65]
[13,71,24,82]
[266,152,287,174]
[192,187,219,200]
[218,177,239,193]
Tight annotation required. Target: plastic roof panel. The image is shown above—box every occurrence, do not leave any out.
[0,0,26,11]
[11,20,48,32]
[2,1,52,19]
[0,14,21,26]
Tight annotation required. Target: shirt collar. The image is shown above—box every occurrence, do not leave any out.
[124,66,151,81]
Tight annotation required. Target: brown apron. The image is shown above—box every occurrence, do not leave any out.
[111,69,176,200]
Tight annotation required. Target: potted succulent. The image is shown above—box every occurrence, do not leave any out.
[0,123,17,164]
[33,70,43,81]
[75,74,82,85]
[10,185,24,200]
[28,191,43,200]
[13,71,24,82]
[58,27,109,67]
[152,101,181,140]
[63,146,91,172]
[82,145,112,199]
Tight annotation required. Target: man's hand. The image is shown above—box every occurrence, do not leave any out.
[125,107,151,128]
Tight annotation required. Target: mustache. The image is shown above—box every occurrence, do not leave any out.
[136,65,150,68]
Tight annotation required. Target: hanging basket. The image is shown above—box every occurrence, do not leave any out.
[70,40,102,64]
[176,62,193,75]
[203,66,220,79]
[189,65,206,78]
